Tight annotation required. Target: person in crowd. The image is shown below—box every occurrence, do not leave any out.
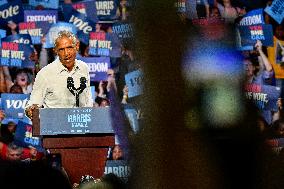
[25,31,93,120]
[0,142,23,161]
[0,120,17,144]
[215,0,245,23]
[109,145,124,160]
[101,173,126,189]
[244,40,273,85]
[196,0,210,18]
[0,110,5,124]
[2,68,33,94]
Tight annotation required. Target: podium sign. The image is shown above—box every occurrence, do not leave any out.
[39,107,114,135]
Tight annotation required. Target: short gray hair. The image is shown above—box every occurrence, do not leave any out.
[54,30,77,48]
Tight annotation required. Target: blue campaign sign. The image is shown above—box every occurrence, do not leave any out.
[125,70,143,98]
[0,0,7,7]
[88,32,119,56]
[14,120,43,151]
[264,0,284,24]
[237,24,273,50]
[124,108,139,133]
[29,0,59,9]
[112,21,133,41]
[43,22,77,48]
[77,57,110,81]
[239,9,265,26]
[0,93,30,120]
[62,0,98,23]
[24,10,58,24]
[0,29,6,48]
[2,33,32,44]
[0,41,34,68]
[65,9,96,45]
[19,21,52,44]
[96,0,119,21]
[244,84,281,111]
[104,160,130,182]
[0,0,24,25]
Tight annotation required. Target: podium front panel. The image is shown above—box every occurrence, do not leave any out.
[39,107,114,135]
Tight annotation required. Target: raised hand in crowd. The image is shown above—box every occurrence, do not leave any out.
[255,40,273,72]
[7,20,17,35]
[106,69,117,93]
[121,85,128,104]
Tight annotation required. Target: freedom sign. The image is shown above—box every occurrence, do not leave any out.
[237,24,273,50]
[19,21,52,44]
[0,0,24,25]
[77,57,110,81]
[0,93,30,120]
[24,10,58,24]
[43,22,77,48]
[14,120,43,151]
[239,9,265,26]
[125,69,143,98]
[244,84,281,111]
[264,0,284,24]
[29,0,59,10]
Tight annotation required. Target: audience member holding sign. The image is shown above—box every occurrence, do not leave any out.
[25,31,93,120]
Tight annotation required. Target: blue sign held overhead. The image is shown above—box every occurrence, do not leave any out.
[264,0,284,24]
[43,22,77,48]
[125,70,143,98]
[239,9,265,26]
[0,0,24,25]
[24,10,58,24]
[29,0,59,9]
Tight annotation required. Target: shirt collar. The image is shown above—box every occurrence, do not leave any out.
[56,57,80,74]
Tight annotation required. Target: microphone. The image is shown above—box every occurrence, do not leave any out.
[67,77,87,107]
[67,77,75,96]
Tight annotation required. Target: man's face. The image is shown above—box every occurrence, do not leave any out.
[243,60,254,77]
[7,149,21,161]
[55,36,78,71]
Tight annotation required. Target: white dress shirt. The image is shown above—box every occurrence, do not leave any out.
[26,58,93,108]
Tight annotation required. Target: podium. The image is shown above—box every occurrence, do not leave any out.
[32,107,115,184]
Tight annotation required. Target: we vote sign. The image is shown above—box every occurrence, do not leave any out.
[24,10,58,24]
[0,0,24,25]
[19,21,51,44]
[89,32,113,56]
[77,57,110,81]
[1,41,34,68]
[125,70,143,98]
[244,84,281,111]
[264,0,284,24]
[14,120,43,151]
[0,93,30,120]
[43,22,77,48]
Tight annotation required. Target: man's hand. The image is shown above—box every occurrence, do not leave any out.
[25,104,39,120]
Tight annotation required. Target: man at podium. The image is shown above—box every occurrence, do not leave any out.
[25,31,93,120]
